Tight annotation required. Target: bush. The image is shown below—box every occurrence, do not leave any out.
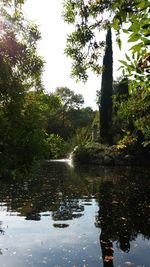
[46,134,67,159]
[72,145,92,163]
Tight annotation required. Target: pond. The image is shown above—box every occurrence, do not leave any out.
[0,160,149,267]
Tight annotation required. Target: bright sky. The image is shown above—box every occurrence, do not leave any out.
[24,0,129,110]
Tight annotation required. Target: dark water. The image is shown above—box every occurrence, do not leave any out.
[0,160,149,267]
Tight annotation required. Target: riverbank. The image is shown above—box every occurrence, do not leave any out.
[72,143,150,166]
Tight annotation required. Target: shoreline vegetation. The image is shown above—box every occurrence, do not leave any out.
[72,143,150,167]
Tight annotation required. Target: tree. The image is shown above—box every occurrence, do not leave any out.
[52,87,85,140]
[55,87,84,110]
[63,0,110,81]
[99,28,113,144]
[111,1,150,150]
[63,1,114,144]
[63,0,150,149]
[47,87,95,149]
[0,1,47,172]
[112,77,129,143]
[63,0,149,76]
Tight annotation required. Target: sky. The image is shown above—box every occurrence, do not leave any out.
[23,0,129,110]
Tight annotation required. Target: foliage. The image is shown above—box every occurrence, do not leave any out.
[0,91,49,171]
[112,76,150,152]
[112,77,129,143]
[63,0,150,87]
[55,86,84,110]
[46,134,67,159]
[0,0,25,5]
[112,0,150,75]
[63,0,109,81]
[63,0,150,151]
[111,0,150,142]
[49,87,95,143]
[66,106,95,128]
[0,1,47,172]
[72,145,91,164]
[0,0,96,174]
[116,89,150,149]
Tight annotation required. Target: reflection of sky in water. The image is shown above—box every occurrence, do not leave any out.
[0,202,150,267]
[0,201,102,267]
[0,163,149,267]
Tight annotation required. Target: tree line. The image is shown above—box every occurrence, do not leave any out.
[0,1,95,175]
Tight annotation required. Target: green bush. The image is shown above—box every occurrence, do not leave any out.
[46,134,67,159]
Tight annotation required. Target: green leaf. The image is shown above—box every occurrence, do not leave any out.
[123,29,129,34]
[142,23,150,29]
[141,37,150,45]
[119,60,128,66]
[112,18,120,31]
[125,54,130,61]
[127,24,140,34]
[129,42,143,52]
[137,0,150,9]
[117,65,124,71]
[128,34,140,42]
[117,37,122,50]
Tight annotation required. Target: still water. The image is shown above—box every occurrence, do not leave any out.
[0,160,149,267]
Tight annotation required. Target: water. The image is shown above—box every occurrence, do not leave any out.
[0,161,149,267]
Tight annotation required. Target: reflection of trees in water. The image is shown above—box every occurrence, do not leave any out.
[0,162,149,241]
[0,221,4,235]
[97,182,114,267]
[0,164,149,265]
[0,162,94,222]
[96,171,150,266]
[0,221,4,256]
[52,199,84,221]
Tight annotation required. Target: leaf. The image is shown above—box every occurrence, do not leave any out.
[125,54,130,61]
[128,34,140,42]
[142,23,150,29]
[104,256,113,262]
[119,60,128,67]
[144,32,150,37]
[123,29,129,34]
[117,66,124,71]
[137,0,150,9]
[141,37,150,45]
[112,18,120,31]
[129,42,143,52]
[117,37,122,50]
[127,24,140,34]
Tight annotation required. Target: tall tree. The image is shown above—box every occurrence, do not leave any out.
[100,28,113,144]
[63,1,114,143]
[0,0,47,171]
[63,0,150,148]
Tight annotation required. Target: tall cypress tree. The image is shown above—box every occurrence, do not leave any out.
[99,28,113,145]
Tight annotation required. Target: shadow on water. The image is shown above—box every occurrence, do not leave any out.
[0,160,149,266]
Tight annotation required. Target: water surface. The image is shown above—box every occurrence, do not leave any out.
[0,161,149,267]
